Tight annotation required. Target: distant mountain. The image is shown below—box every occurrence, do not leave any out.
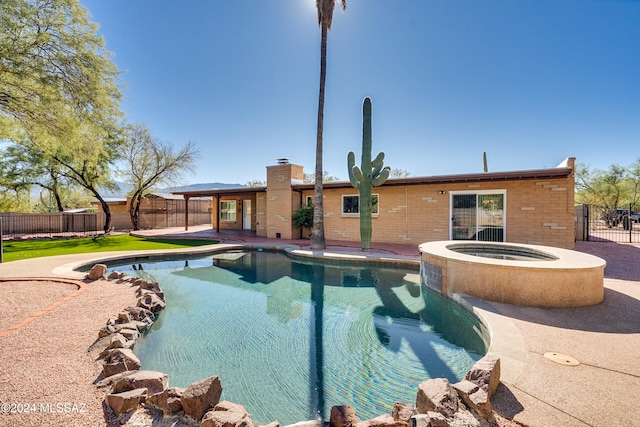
[100,182,244,198]
[161,183,245,193]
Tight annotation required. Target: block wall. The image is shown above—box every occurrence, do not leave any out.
[256,193,267,237]
[211,195,256,231]
[299,174,575,249]
[265,163,304,239]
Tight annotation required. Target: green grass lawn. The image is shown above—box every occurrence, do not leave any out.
[1,234,218,262]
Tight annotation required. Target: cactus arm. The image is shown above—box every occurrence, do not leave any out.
[371,152,386,176]
[347,151,359,187]
[372,152,385,170]
[352,165,364,184]
[372,166,391,187]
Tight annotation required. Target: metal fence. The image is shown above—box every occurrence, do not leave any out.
[576,204,640,243]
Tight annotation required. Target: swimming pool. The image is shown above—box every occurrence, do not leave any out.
[110,250,487,424]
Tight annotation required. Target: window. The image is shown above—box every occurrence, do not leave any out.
[342,194,379,216]
[305,195,313,205]
[220,201,236,222]
[450,191,505,241]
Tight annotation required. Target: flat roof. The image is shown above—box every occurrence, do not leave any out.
[171,167,573,197]
[172,186,266,198]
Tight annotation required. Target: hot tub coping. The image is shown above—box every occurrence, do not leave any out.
[419,241,606,270]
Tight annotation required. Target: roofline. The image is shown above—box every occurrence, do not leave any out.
[172,186,266,198]
[171,167,573,197]
[293,167,574,190]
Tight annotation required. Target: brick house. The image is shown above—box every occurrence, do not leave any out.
[174,157,576,249]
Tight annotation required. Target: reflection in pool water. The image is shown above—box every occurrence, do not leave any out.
[112,251,487,424]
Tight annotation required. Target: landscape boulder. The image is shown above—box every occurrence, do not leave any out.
[330,405,360,427]
[200,401,255,427]
[105,333,134,350]
[411,412,449,427]
[98,324,117,338]
[134,278,163,294]
[116,320,150,332]
[102,348,141,377]
[88,264,107,280]
[137,287,166,302]
[465,353,500,399]
[111,370,168,395]
[147,389,168,413]
[136,293,166,314]
[357,414,407,427]
[117,310,132,323]
[212,400,250,415]
[116,327,140,341]
[180,375,223,421]
[105,387,147,416]
[108,271,127,280]
[201,409,254,427]
[392,402,414,422]
[415,378,459,418]
[123,306,155,325]
[167,387,185,415]
[453,380,492,421]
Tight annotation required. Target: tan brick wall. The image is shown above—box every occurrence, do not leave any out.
[298,173,575,249]
[256,193,267,237]
[265,163,304,239]
[211,195,256,231]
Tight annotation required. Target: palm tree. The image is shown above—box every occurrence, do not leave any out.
[311,0,347,250]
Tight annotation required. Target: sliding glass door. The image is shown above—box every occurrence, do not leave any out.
[451,192,505,241]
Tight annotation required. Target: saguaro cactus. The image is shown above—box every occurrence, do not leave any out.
[348,97,391,251]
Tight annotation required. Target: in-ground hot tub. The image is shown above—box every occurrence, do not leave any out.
[419,241,606,308]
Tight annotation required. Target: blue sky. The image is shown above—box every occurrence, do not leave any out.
[81,0,640,186]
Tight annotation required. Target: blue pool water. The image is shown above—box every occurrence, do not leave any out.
[111,250,487,424]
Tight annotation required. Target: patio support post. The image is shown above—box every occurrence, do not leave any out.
[216,194,221,233]
[184,195,190,231]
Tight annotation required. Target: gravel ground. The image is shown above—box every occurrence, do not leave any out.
[0,278,137,427]
[0,280,77,332]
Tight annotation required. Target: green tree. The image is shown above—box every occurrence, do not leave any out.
[0,142,70,211]
[312,0,346,250]
[390,168,411,178]
[303,171,340,183]
[245,179,266,187]
[1,0,124,228]
[42,117,124,233]
[575,161,640,227]
[293,201,314,238]
[0,183,31,212]
[0,0,121,135]
[119,123,198,230]
[2,108,123,225]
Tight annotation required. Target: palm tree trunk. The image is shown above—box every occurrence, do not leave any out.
[311,22,329,250]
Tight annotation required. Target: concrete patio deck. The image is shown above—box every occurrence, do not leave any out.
[0,226,638,427]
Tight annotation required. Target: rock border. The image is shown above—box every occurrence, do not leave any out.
[87,263,504,427]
